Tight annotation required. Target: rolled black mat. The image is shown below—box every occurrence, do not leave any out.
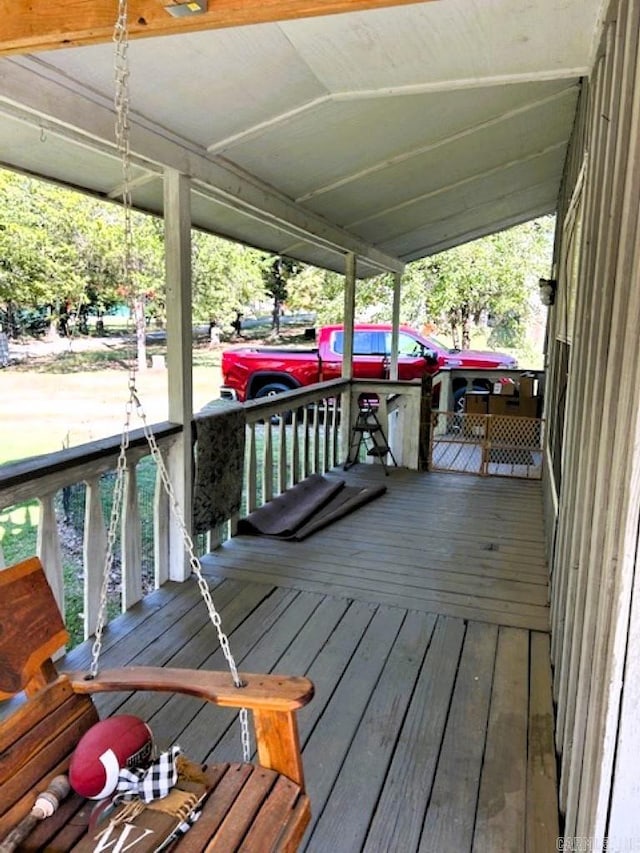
[237,473,387,541]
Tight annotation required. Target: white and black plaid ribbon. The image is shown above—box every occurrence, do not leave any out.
[115,745,181,804]
[113,746,201,841]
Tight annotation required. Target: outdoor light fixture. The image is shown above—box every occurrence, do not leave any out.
[164,1,207,16]
[539,278,557,307]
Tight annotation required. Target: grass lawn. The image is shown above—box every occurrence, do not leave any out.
[0,343,223,465]
[0,338,225,645]
[0,323,316,465]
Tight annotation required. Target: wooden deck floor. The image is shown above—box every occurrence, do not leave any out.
[59,468,558,852]
[207,466,550,632]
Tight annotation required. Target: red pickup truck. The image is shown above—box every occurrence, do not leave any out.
[220,324,517,406]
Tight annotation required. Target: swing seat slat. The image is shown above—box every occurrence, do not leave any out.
[0,557,313,852]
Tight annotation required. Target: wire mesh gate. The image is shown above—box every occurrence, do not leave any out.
[430,411,544,479]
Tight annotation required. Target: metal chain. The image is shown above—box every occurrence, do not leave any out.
[89,394,133,676]
[113,0,137,387]
[90,0,135,678]
[134,398,251,762]
[89,0,250,763]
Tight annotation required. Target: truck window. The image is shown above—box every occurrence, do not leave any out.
[384,331,422,356]
[332,331,385,355]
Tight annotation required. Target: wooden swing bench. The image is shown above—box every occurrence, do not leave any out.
[0,557,314,852]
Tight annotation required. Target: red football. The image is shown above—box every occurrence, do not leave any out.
[69,715,154,799]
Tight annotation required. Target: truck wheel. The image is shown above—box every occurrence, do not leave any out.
[254,382,292,399]
[254,382,297,424]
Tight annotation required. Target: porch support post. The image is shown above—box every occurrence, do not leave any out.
[164,168,193,582]
[342,252,356,380]
[340,252,356,462]
[389,270,402,381]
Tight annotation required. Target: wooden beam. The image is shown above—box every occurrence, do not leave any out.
[0,0,434,57]
[0,61,404,274]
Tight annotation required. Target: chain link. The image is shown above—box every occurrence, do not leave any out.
[89,401,132,676]
[88,0,251,763]
[136,402,243,686]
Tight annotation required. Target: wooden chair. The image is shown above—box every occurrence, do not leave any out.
[0,557,314,852]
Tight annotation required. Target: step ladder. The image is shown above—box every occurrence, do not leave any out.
[344,400,398,475]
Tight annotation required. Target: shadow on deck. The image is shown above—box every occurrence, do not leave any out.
[61,467,558,852]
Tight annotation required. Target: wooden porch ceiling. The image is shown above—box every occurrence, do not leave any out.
[55,468,557,852]
[0,0,599,275]
[0,0,434,56]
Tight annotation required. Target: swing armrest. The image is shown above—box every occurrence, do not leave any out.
[66,666,314,711]
[67,667,313,787]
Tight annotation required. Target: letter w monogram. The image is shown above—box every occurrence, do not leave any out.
[92,822,155,852]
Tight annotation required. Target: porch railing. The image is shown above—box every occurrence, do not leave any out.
[0,423,181,642]
[0,378,428,645]
[242,380,346,515]
[235,377,428,528]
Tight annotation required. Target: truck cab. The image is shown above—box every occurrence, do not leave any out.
[323,324,515,377]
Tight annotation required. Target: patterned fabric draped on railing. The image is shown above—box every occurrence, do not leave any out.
[192,401,246,533]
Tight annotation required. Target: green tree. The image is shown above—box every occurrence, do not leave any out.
[261,256,304,335]
[313,268,397,326]
[0,166,553,355]
[0,172,83,331]
[281,264,324,317]
[401,217,554,348]
[192,233,264,331]
[0,170,130,335]
[0,169,167,368]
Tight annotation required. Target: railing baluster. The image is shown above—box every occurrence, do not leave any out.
[302,406,311,479]
[154,449,170,587]
[84,475,108,638]
[313,403,321,475]
[263,419,274,505]
[37,492,65,617]
[331,396,340,468]
[207,527,221,552]
[0,425,180,642]
[322,399,331,473]
[290,410,300,487]
[122,453,143,612]
[241,380,349,486]
[278,418,287,495]
[247,422,258,512]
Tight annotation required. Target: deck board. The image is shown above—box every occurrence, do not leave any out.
[299,606,407,836]
[362,615,466,852]
[307,610,437,852]
[418,621,498,852]
[43,468,559,853]
[527,632,561,849]
[473,626,529,852]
